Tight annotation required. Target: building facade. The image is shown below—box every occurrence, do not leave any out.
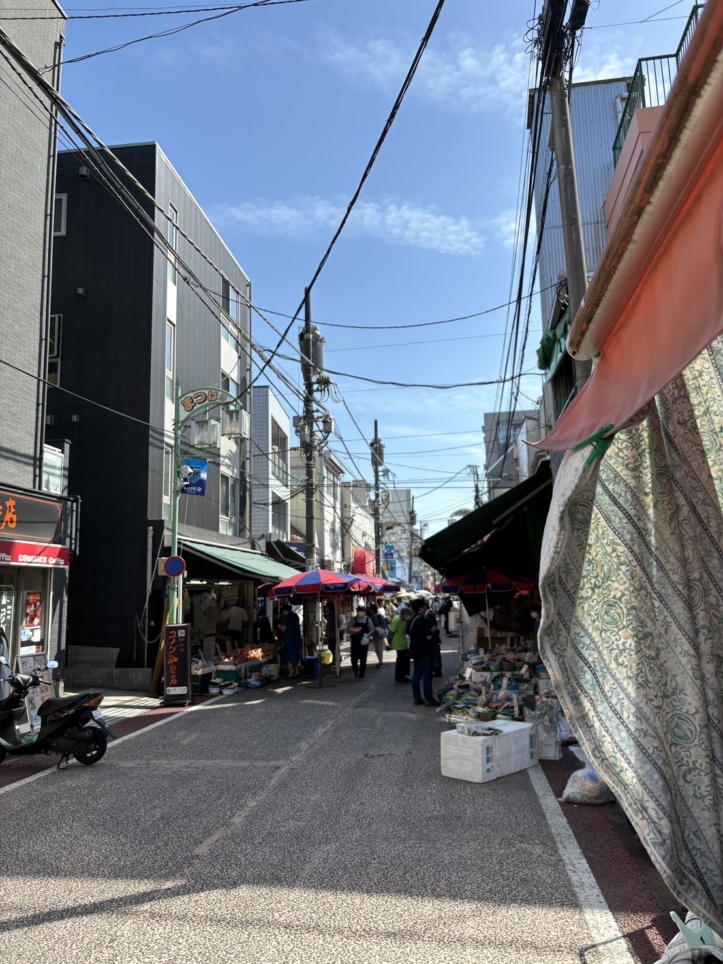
[483,410,538,498]
[289,448,345,570]
[340,482,375,572]
[48,143,252,671]
[250,385,291,542]
[0,7,77,673]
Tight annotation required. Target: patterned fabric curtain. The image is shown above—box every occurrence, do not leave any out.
[539,339,723,932]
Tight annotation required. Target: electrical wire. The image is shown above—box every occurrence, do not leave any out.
[2,2,305,19]
[248,0,449,392]
[50,0,313,67]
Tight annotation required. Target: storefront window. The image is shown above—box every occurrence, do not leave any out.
[0,572,17,664]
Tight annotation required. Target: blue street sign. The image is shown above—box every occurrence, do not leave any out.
[182,458,208,497]
[164,555,186,578]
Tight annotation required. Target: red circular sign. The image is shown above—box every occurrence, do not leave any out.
[163,555,186,578]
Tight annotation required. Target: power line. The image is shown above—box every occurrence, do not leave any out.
[252,284,556,332]
[2,2,304,19]
[49,0,313,67]
[248,0,449,392]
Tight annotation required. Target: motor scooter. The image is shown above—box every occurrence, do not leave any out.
[0,655,115,767]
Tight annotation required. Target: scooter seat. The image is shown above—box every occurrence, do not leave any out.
[37,693,90,717]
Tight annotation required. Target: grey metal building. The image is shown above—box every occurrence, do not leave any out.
[0,5,78,673]
[48,143,254,673]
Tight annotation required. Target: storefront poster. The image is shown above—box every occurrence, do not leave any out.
[23,591,42,641]
[181,459,207,497]
[16,652,53,729]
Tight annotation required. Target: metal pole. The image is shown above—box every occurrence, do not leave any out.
[169,377,181,623]
[303,288,317,572]
[549,73,592,391]
[373,419,382,576]
[408,498,416,588]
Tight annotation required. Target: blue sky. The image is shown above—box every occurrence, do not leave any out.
[57,0,696,533]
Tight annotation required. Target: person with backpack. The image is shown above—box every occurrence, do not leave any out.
[368,602,389,669]
[389,605,411,684]
[348,604,374,678]
[408,599,440,706]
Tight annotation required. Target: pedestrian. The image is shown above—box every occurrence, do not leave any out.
[348,603,374,678]
[441,597,451,634]
[426,603,443,677]
[324,603,338,665]
[408,599,439,706]
[226,598,248,647]
[280,602,302,678]
[368,603,389,669]
[389,605,411,684]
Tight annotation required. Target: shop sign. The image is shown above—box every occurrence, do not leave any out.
[0,541,68,567]
[181,458,208,497]
[383,545,395,560]
[0,490,61,543]
[180,389,229,415]
[163,623,191,703]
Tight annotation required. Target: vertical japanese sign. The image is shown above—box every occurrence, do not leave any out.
[163,623,191,704]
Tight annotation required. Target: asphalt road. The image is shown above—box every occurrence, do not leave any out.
[0,644,632,963]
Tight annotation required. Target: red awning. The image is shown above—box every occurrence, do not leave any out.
[352,548,376,577]
[539,1,723,451]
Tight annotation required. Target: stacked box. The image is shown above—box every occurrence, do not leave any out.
[440,722,538,784]
[441,729,498,783]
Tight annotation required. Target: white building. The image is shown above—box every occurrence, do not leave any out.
[289,448,345,570]
[250,386,291,542]
[341,482,375,572]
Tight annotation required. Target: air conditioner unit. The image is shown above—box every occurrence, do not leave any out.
[222,407,250,439]
[190,418,221,448]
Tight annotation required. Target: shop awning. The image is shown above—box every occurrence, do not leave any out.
[264,539,306,571]
[182,540,299,582]
[418,462,552,579]
[538,0,723,452]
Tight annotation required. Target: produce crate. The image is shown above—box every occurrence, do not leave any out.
[215,667,239,683]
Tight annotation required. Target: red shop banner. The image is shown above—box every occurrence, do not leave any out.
[0,541,69,567]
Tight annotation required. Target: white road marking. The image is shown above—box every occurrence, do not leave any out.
[527,764,635,963]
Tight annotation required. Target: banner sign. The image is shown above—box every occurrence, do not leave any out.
[181,458,208,497]
[16,652,54,729]
[21,591,43,645]
[180,388,230,415]
[163,623,191,704]
[0,490,61,543]
[0,541,68,567]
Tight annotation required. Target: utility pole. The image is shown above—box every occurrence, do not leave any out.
[468,465,482,509]
[538,0,592,391]
[408,498,416,587]
[371,421,384,576]
[301,288,317,571]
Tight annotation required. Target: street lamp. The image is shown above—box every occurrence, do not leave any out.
[168,378,248,622]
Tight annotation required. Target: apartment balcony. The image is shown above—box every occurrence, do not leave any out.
[612,5,704,166]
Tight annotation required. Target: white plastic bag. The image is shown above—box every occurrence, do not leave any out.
[561,764,614,805]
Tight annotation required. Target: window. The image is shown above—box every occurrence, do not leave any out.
[220,323,239,353]
[221,371,238,398]
[497,421,522,448]
[221,277,239,322]
[220,472,238,535]
[43,445,64,494]
[165,320,175,400]
[53,195,66,236]
[270,419,288,484]
[48,313,61,386]
[162,448,172,520]
[167,203,178,283]
[271,495,287,541]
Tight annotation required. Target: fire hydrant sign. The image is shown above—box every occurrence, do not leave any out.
[163,623,191,703]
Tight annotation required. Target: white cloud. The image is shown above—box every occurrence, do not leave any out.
[316,29,531,121]
[573,35,637,82]
[216,195,486,256]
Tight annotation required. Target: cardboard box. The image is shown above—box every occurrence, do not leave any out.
[441,722,538,784]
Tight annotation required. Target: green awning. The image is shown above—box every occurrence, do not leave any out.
[537,309,571,380]
[182,540,299,582]
[418,462,553,579]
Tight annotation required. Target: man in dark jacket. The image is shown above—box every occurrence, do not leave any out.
[408,600,440,707]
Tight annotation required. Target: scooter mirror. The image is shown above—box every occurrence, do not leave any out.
[47,661,59,669]
[0,655,8,666]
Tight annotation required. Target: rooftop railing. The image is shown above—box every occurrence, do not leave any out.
[612,4,705,165]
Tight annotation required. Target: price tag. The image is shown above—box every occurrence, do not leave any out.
[499,675,509,699]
